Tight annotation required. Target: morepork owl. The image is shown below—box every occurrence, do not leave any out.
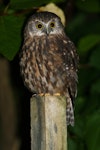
[20,11,79,126]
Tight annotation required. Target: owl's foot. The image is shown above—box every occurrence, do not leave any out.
[53,93,61,96]
[39,93,61,96]
[39,93,45,96]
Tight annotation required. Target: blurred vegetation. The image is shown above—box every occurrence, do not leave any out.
[0,0,100,150]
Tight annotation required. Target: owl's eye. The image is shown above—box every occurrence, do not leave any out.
[36,23,43,29]
[50,22,55,28]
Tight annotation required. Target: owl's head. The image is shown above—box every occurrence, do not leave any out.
[25,12,64,37]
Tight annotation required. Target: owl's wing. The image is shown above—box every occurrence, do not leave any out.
[64,37,79,107]
[62,36,79,126]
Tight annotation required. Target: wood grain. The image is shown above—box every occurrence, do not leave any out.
[31,95,67,150]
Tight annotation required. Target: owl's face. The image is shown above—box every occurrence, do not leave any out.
[25,12,64,37]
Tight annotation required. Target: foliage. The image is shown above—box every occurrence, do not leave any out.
[0,0,100,150]
[0,0,65,60]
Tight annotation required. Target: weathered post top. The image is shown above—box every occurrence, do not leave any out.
[31,95,67,150]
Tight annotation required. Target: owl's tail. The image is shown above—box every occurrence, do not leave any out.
[66,97,74,126]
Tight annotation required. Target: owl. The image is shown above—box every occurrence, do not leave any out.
[20,12,79,126]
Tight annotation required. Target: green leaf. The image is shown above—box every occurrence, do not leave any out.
[76,0,100,13]
[0,15,25,60]
[89,47,100,69]
[10,0,65,9]
[68,138,77,150]
[67,13,86,34]
[85,111,100,150]
[78,34,100,54]
[75,97,86,114]
[91,79,100,93]
[10,0,40,9]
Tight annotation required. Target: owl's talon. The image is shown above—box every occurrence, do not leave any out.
[54,93,61,96]
[39,93,45,96]
[38,93,61,96]
[39,93,50,96]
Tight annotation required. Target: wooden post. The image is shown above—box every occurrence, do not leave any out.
[31,95,67,150]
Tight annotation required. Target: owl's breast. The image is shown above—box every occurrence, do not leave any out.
[20,36,67,94]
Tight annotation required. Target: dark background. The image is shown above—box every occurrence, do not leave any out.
[0,0,100,150]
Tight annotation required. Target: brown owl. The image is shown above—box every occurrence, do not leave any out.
[20,12,79,126]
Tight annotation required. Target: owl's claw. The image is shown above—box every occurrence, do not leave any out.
[54,93,61,96]
[39,93,45,96]
[39,93,61,96]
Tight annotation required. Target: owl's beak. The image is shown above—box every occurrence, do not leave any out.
[45,27,51,35]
